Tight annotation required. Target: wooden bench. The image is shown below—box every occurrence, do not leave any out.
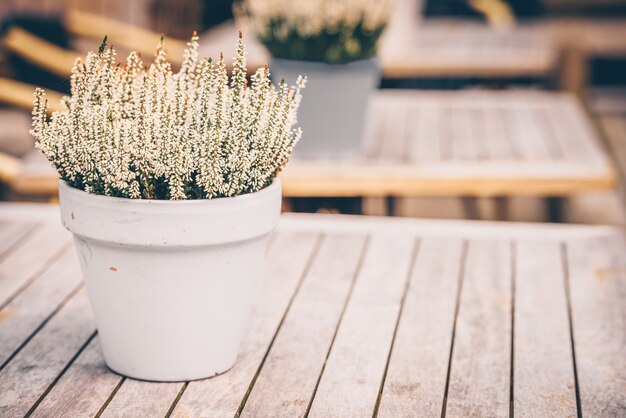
[283,89,616,220]
[0,203,624,416]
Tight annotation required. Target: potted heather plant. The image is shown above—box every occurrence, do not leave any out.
[236,0,392,159]
[31,33,305,382]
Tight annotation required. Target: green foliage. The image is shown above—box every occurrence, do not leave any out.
[259,19,386,64]
[236,0,392,64]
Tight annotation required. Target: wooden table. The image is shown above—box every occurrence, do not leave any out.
[198,0,558,81]
[7,90,616,221]
[382,21,557,79]
[0,204,624,416]
[199,18,558,81]
[283,90,616,220]
[202,2,626,92]
[546,19,626,96]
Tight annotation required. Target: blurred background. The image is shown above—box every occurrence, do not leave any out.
[1,0,625,225]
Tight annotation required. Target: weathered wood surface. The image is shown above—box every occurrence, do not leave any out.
[0,249,81,367]
[514,241,577,417]
[282,90,615,198]
[566,235,626,417]
[13,90,616,200]
[307,234,415,417]
[241,234,367,417]
[29,336,121,418]
[377,238,464,417]
[0,203,624,417]
[445,240,512,417]
[0,222,35,260]
[0,223,72,307]
[381,20,557,79]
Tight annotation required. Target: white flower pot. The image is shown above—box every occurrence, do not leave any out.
[58,179,282,382]
[270,57,381,159]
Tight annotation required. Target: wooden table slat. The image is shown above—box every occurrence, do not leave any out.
[507,106,553,161]
[566,235,626,417]
[446,240,512,417]
[514,241,577,417]
[548,99,607,165]
[241,234,367,416]
[0,249,81,368]
[0,289,94,417]
[0,222,36,261]
[30,337,121,418]
[483,106,516,160]
[449,107,480,161]
[308,234,415,417]
[378,238,464,417]
[0,224,72,307]
[378,103,407,162]
[528,106,564,160]
[411,105,442,163]
[366,101,390,162]
[100,378,181,418]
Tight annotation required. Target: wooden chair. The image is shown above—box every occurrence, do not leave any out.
[3,10,187,75]
[0,77,64,114]
[0,152,20,186]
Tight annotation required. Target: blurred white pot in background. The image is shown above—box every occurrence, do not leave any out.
[271,57,381,159]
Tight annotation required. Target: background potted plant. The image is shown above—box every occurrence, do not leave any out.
[31,33,305,382]
[237,0,393,159]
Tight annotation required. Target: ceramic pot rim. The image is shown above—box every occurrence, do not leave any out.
[58,178,280,208]
[58,178,282,247]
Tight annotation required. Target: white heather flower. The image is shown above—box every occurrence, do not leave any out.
[237,0,393,63]
[31,34,304,200]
